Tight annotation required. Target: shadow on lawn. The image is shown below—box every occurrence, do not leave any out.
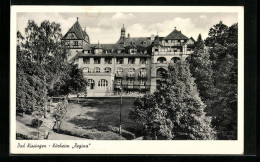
[67,99,143,139]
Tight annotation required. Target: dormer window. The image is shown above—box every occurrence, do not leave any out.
[116,57,123,64]
[140,58,147,64]
[142,41,147,45]
[95,49,102,54]
[105,58,112,64]
[94,58,100,64]
[83,58,90,64]
[129,49,136,54]
[128,58,135,64]
[117,50,121,54]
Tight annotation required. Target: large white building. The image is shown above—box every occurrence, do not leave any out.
[62,19,195,97]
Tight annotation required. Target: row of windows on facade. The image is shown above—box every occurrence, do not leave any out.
[83,57,148,64]
[87,79,147,89]
[83,67,147,74]
[154,47,192,52]
[83,49,149,55]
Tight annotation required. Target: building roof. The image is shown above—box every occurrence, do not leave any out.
[164,28,189,40]
[62,21,88,40]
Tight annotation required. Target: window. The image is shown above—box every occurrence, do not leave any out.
[130,49,136,54]
[157,68,167,77]
[174,50,177,52]
[168,40,171,43]
[139,68,147,77]
[73,41,78,46]
[98,79,108,90]
[83,58,90,64]
[171,57,180,63]
[116,67,123,74]
[128,79,134,85]
[157,57,167,64]
[87,79,95,89]
[128,68,135,73]
[128,58,135,64]
[140,79,145,85]
[154,49,158,52]
[105,58,112,64]
[116,79,122,85]
[140,58,147,64]
[94,67,100,73]
[65,41,70,46]
[83,67,90,73]
[187,48,191,51]
[116,57,123,64]
[104,67,111,73]
[94,58,100,64]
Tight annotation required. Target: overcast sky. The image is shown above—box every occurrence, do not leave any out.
[17,12,237,44]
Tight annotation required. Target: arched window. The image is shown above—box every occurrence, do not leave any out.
[98,79,108,90]
[128,68,135,73]
[87,79,95,89]
[116,67,123,74]
[104,67,111,73]
[171,57,180,63]
[94,67,100,73]
[157,68,167,77]
[157,57,167,64]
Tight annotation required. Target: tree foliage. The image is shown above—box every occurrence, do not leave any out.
[187,34,215,102]
[130,61,216,140]
[16,20,87,114]
[205,22,238,139]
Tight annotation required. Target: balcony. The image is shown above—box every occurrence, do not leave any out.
[138,73,147,79]
[83,72,113,77]
[115,73,123,78]
[127,73,135,78]
[113,84,151,91]
[153,51,184,55]
[127,85,134,89]
[114,84,122,89]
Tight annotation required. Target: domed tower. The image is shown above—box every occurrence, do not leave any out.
[121,24,126,38]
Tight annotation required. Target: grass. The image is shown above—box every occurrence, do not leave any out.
[59,98,142,140]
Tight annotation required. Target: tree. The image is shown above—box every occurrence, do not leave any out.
[187,34,215,102]
[49,64,88,97]
[210,55,237,139]
[130,61,216,140]
[16,20,87,115]
[205,22,238,139]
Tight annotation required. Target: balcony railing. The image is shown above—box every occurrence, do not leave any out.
[83,72,113,76]
[138,73,147,78]
[115,73,123,78]
[114,84,150,90]
[127,73,135,78]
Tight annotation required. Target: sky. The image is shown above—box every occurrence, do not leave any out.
[17,12,238,44]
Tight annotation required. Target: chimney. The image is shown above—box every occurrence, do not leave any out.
[84,27,86,32]
[151,34,155,41]
[128,33,130,38]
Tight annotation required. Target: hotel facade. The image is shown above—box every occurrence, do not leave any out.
[62,19,195,97]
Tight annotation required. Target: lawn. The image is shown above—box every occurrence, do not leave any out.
[59,97,143,140]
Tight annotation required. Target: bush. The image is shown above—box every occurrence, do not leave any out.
[30,118,43,128]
